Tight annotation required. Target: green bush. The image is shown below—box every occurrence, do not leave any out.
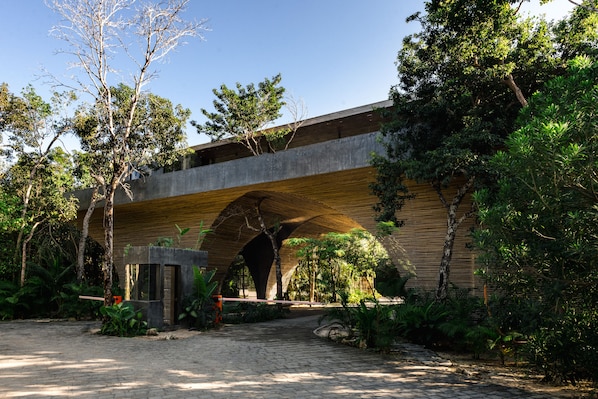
[0,280,19,320]
[394,301,451,346]
[178,267,218,330]
[4,277,49,319]
[58,283,103,320]
[352,300,397,350]
[320,294,399,351]
[486,295,542,336]
[464,324,499,360]
[526,310,598,385]
[0,277,69,319]
[484,292,598,382]
[100,302,147,337]
[321,286,582,371]
[374,263,411,298]
[474,58,598,384]
[346,289,374,304]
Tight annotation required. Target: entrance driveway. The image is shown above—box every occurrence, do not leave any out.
[0,313,563,398]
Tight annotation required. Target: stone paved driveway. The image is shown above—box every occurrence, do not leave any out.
[0,314,564,398]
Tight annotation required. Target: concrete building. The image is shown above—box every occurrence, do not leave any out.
[75,100,480,302]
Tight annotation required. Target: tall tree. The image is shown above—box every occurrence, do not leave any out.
[194,74,306,155]
[232,199,285,300]
[8,148,78,287]
[71,150,106,283]
[215,198,287,301]
[50,0,205,305]
[372,0,565,300]
[287,229,389,303]
[72,84,191,282]
[73,84,191,294]
[195,75,307,299]
[0,85,77,286]
[475,56,598,383]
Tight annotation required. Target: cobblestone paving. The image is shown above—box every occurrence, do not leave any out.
[0,315,564,398]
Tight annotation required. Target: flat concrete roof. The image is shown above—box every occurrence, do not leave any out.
[190,99,392,151]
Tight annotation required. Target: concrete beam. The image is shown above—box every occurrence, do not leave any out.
[74,132,384,209]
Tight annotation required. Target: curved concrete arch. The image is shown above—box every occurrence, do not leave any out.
[202,190,365,299]
[74,101,479,296]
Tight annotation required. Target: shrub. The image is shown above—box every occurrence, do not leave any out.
[526,310,598,385]
[320,294,399,351]
[352,300,398,350]
[100,302,147,337]
[464,324,499,360]
[57,283,103,320]
[394,301,452,346]
[178,267,218,330]
[0,280,19,320]
[374,263,411,298]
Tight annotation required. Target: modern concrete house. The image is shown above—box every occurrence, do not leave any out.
[75,100,480,312]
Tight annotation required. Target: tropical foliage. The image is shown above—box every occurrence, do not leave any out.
[320,287,495,354]
[287,229,395,303]
[475,57,598,384]
[178,267,219,330]
[100,302,148,337]
[0,83,106,321]
[371,0,597,300]
[0,85,78,286]
[193,74,290,155]
[221,255,256,298]
[222,302,287,324]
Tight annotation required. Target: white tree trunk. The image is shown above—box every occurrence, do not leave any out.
[433,176,475,301]
[77,186,102,283]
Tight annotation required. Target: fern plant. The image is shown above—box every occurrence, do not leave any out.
[394,301,451,346]
[320,294,398,351]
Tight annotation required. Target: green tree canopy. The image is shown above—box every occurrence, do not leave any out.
[0,84,78,285]
[474,56,598,383]
[193,74,290,155]
[74,83,190,179]
[475,56,598,307]
[287,229,391,303]
[372,0,596,300]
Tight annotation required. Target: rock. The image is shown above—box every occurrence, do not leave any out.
[313,322,353,341]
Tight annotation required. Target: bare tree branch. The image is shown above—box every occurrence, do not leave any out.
[568,0,598,12]
[282,94,308,151]
[47,0,206,306]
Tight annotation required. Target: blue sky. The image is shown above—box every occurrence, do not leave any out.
[0,0,574,148]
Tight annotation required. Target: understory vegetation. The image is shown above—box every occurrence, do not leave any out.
[99,302,147,337]
[221,302,288,324]
[0,224,109,321]
[322,282,598,385]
